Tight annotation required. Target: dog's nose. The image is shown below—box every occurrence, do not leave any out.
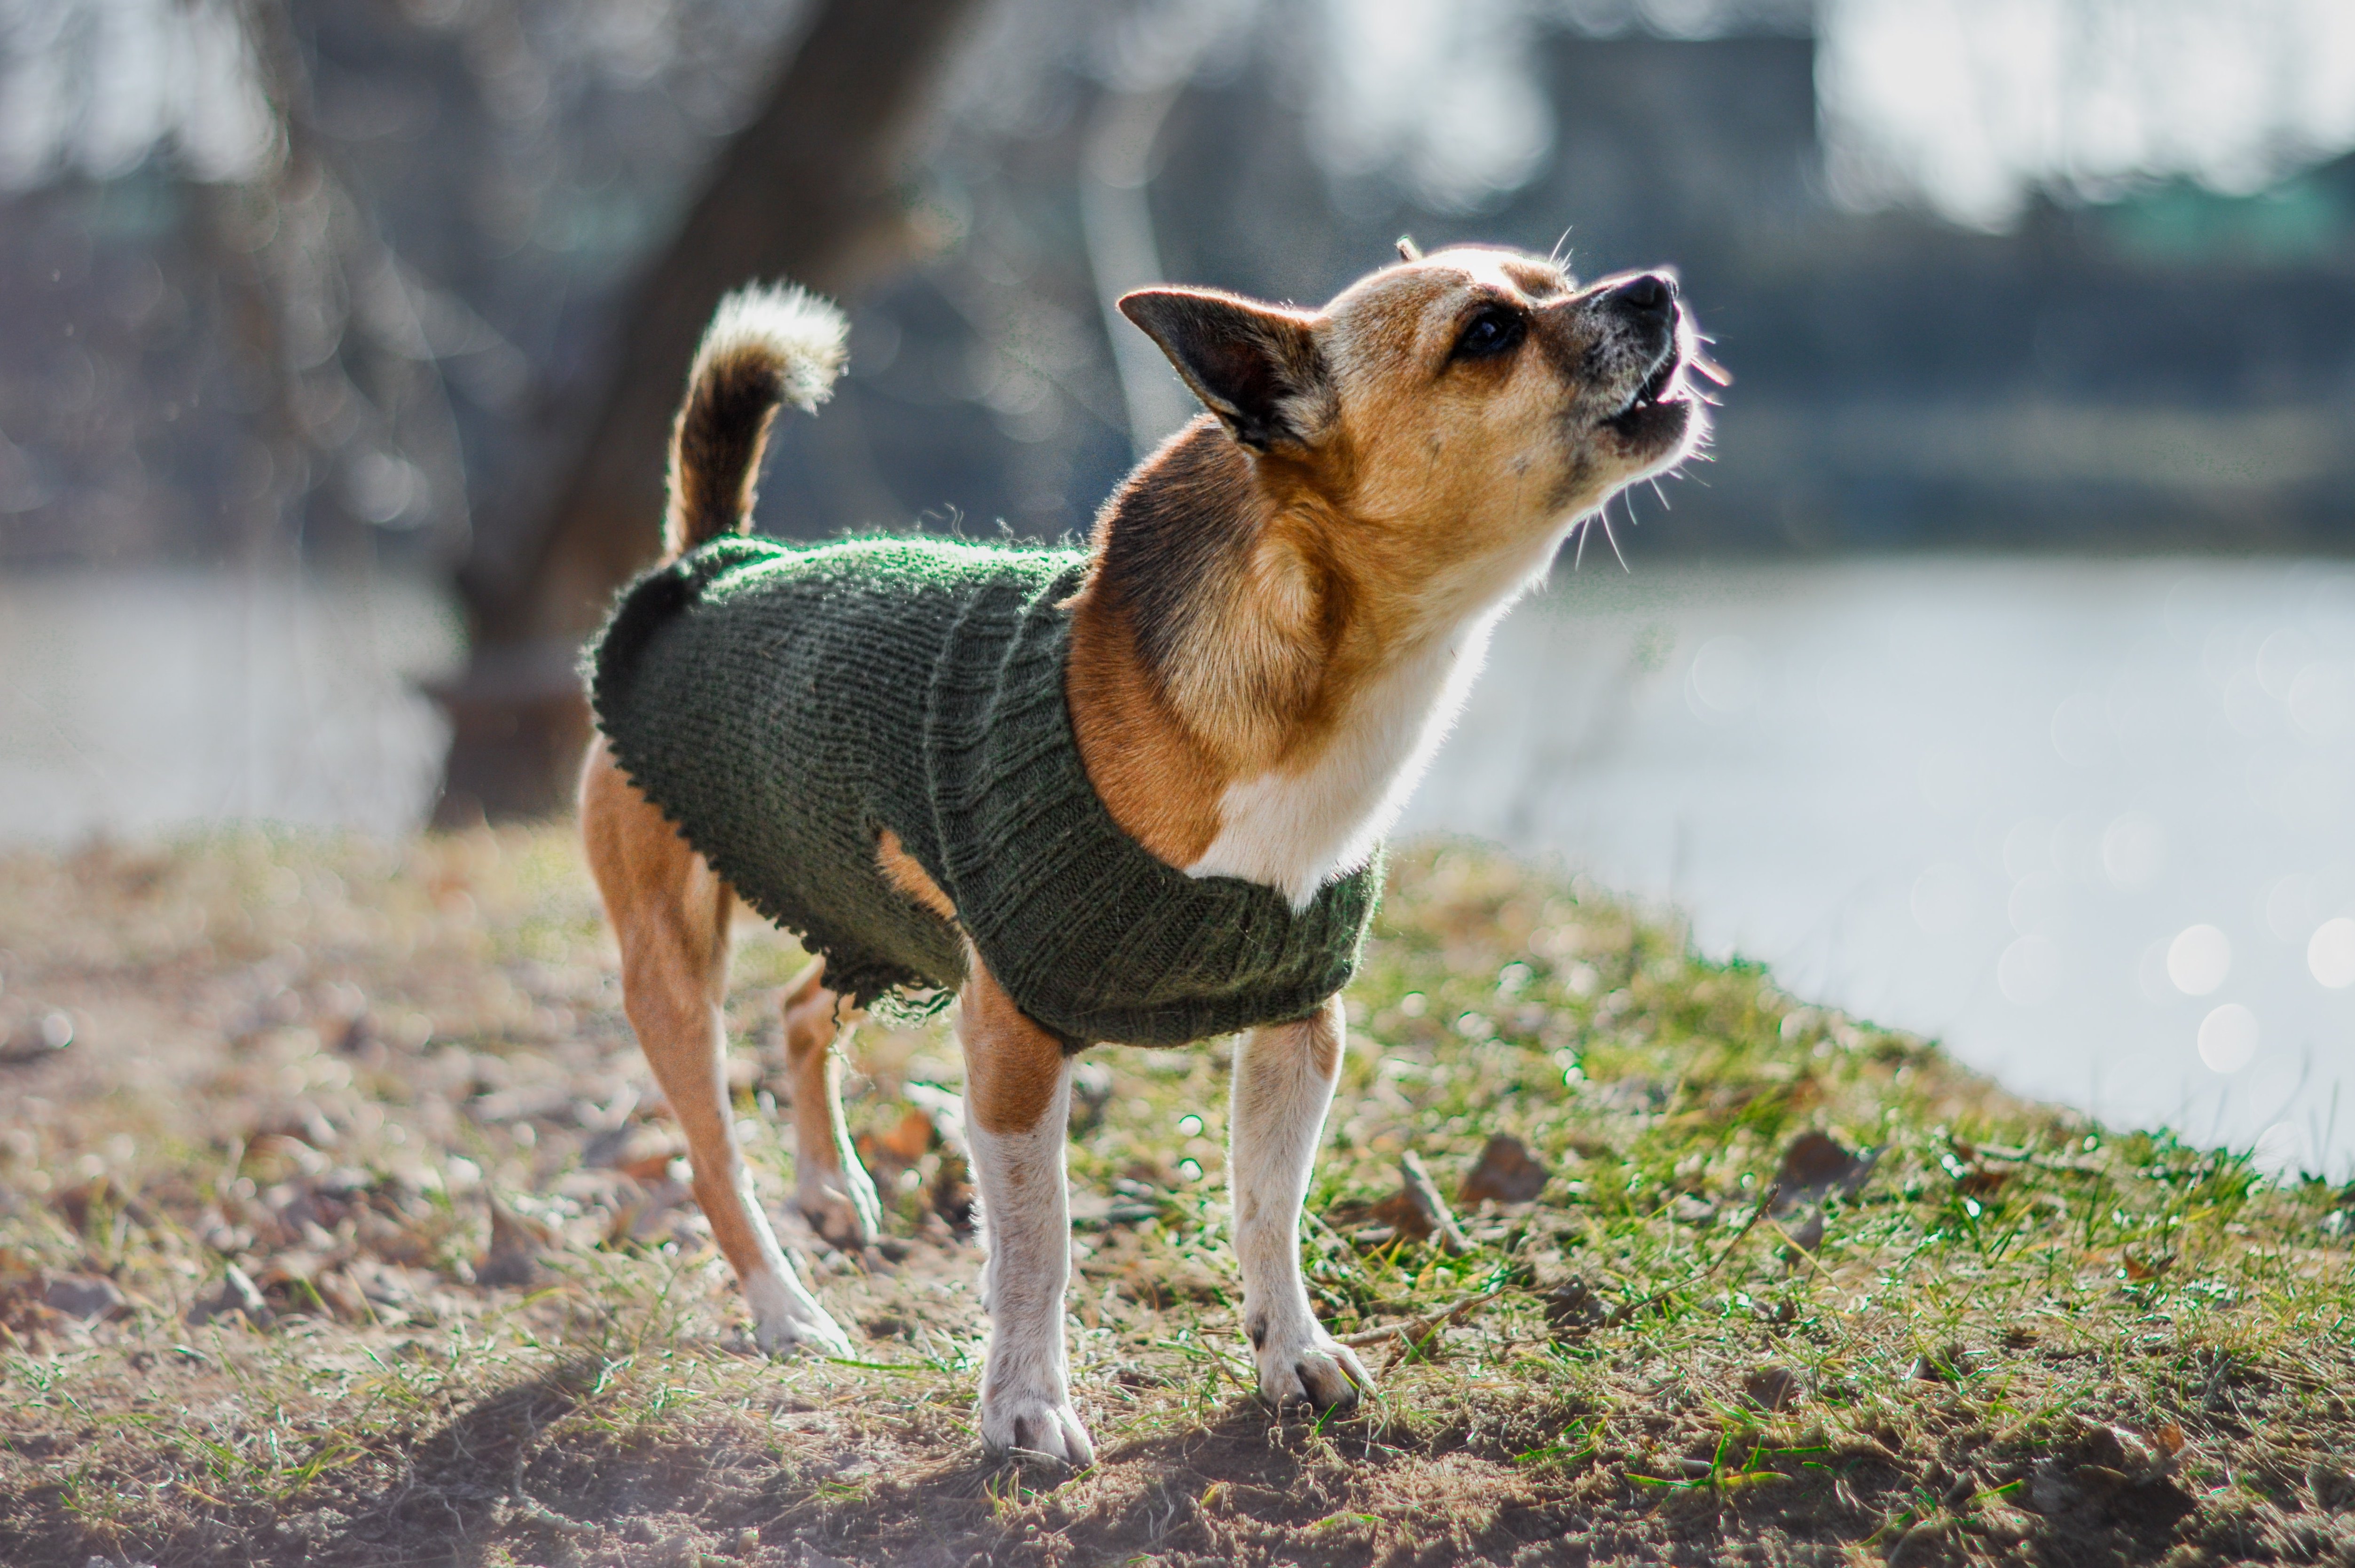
[1608,273,1677,326]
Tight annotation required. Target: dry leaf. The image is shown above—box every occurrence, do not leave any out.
[477,1194,553,1289]
[1458,1134,1548,1205]
[1770,1132,1877,1214]
[1332,1151,1472,1254]
[616,1149,681,1183]
[879,1107,936,1163]
[1742,1364,1800,1412]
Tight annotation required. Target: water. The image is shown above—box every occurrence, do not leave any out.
[6,560,2352,1172]
[1402,557,2355,1176]
[0,571,461,843]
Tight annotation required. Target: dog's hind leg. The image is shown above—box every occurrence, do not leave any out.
[779,963,883,1250]
[1230,995,1370,1411]
[958,952,1094,1464]
[581,741,852,1356]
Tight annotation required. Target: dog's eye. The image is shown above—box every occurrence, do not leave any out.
[1453,307,1525,362]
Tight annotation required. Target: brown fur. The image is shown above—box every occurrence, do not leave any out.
[777,962,856,1201]
[876,828,958,921]
[666,345,787,556]
[578,738,784,1282]
[956,954,1071,1137]
[1068,248,1697,860]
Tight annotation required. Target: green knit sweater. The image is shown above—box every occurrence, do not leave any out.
[587,535,1379,1047]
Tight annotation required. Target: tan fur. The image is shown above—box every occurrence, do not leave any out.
[579,739,854,1340]
[957,954,1070,1138]
[1070,248,1698,877]
[875,828,958,921]
[778,960,845,1172]
[581,245,1706,1450]
[1064,579,1229,864]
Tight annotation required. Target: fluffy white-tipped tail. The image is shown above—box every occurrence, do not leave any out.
[664,282,849,556]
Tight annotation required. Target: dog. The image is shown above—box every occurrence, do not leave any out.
[578,240,1711,1465]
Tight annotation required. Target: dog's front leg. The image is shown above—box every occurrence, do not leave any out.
[958,956,1093,1464]
[1231,996,1371,1411]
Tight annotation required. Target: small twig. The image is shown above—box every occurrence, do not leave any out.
[1336,1286,1508,1350]
[1603,1181,1781,1328]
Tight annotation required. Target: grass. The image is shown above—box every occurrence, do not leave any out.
[1,826,2352,1566]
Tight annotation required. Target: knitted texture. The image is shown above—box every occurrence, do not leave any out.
[587,535,1380,1047]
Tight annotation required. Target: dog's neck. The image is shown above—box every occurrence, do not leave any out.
[1068,418,1539,908]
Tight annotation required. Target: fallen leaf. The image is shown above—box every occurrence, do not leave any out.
[477,1194,554,1289]
[616,1148,682,1183]
[585,1122,676,1175]
[879,1107,937,1163]
[1459,1134,1548,1205]
[0,1250,57,1343]
[1542,1277,1607,1337]
[1331,1151,1471,1254]
[1770,1132,1878,1214]
[1742,1364,1800,1412]
[930,1151,974,1232]
[604,1179,694,1247]
[1781,1209,1826,1253]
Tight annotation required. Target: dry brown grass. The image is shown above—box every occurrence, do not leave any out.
[2,827,2352,1568]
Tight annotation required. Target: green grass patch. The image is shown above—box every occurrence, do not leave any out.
[0,830,2350,1566]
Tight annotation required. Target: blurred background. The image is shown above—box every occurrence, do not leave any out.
[3,0,2354,1167]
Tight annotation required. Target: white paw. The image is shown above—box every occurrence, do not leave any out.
[980,1389,1096,1466]
[794,1161,883,1252]
[1251,1323,1373,1413]
[744,1268,853,1358]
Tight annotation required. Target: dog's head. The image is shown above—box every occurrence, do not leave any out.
[1121,243,1713,614]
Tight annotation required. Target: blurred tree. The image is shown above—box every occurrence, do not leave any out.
[435,0,990,821]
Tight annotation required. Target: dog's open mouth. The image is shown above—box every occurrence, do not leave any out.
[1603,349,1687,433]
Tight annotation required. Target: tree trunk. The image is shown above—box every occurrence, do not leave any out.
[434,0,989,821]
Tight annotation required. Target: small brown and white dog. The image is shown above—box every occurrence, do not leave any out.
[578,242,1710,1463]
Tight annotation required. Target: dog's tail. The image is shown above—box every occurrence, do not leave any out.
[663,282,849,557]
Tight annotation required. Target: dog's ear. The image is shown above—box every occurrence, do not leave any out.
[1118,288,1332,452]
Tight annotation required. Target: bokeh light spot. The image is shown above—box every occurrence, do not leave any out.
[2167,924,2231,996]
[2197,1003,2260,1074]
[2308,917,2355,988]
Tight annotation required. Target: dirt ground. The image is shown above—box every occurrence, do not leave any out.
[2,829,2353,1568]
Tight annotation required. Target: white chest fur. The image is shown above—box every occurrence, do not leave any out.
[1185,609,1505,908]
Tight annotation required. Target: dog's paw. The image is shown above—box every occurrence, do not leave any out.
[1254,1328,1373,1414]
[744,1268,853,1358]
[794,1161,884,1252]
[981,1391,1096,1467]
